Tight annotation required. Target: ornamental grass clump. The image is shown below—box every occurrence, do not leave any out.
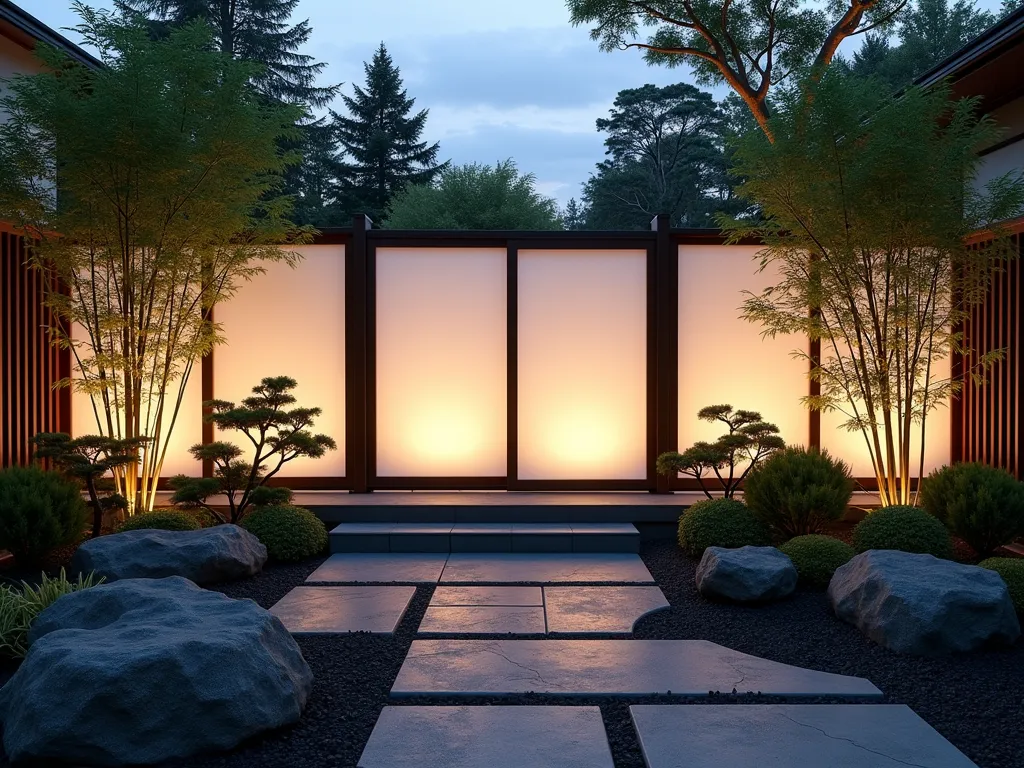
[0,569,103,658]
[241,504,328,562]
[744,447,854,539]
[0,466,87,568]
[979,558,1024,615]
[920,463,1024,557]
[778,535,855,588]
[676,498,769,558]
[116,510,201,533]
[853,505,953,559]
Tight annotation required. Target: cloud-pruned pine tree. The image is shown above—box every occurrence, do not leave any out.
[333,43,445,222]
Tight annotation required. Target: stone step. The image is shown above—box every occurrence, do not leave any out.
[329,522,640,554]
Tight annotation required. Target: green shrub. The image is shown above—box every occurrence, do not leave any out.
[919,463,1024,557]
[676,498,770,558]
[979,557,1024,615]
[240,504,327,562]
[0,466,88,568]
[743,447,854,538]
[116,509,201,533]
[0,568,103,658]
[778,535,855,588]
[853,505,953,559]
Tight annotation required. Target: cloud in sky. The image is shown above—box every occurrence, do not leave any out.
[26,0,1011,207]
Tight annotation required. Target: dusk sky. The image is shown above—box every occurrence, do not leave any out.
[29,0,1006,208]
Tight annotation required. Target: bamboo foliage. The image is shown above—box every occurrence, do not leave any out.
[0,6,309,513]
[727,73,1024,506]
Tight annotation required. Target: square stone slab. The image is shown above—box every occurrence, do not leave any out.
[439,553,655,584]
[432,586,544,606]
[358,706,614,768]
[629,705,977,767]
[544,586,669,633]
[270,586,415,634]
[419,605,547,635]
[306,554,448,583]
[392,639,882,698]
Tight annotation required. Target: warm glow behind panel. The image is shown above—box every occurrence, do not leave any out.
[70,323,203,477]
[819,354,951,477]
[214,245,345,477]
[678,245,808,451]
[517,249,648,480]
[375,248,507,477]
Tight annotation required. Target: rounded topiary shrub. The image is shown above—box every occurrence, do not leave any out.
[241,504,328,562]
[979,557,1024,615]
[116,509,201,534]
[0,465,87,568]
[743,447,854,539]
[919,462,1024,557]
[676,498,769,558]
[852,505,953,559]
[778,534,855,588]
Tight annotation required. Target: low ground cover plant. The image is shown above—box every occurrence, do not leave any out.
[779,535,855,588]
[920,463,1024,557]
[0,466,87,568]
[744,447,854,538]
[979,558,1024,615]
[676,498,769,557]
[116,510,202,533]
[241,504,328,562]
[0,569,103,658]
[853,505,953,559]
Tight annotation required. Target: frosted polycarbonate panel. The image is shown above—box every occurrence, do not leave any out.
[819,356,951,477]
[70,324,202,477]
[214,245,345,477]
[517,249,648,480]
[677,245,808,453]
[375,248,507,477]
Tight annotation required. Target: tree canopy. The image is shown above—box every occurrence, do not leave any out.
[385,160,561,230]
[568,0,908,138]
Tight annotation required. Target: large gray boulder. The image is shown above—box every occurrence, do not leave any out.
[0,576,312,766]
[71,524,267,585]
[696,546,798,603]
[828,550,1021,655]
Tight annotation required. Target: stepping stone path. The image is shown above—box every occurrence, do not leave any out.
[269,586,415,635]
[439,552,656,583]
[358,706,614,768]
[630,704,978,767]
[306,553,447,583]
[391,639,883,697]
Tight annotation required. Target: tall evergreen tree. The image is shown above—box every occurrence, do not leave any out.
[333,44,445,221]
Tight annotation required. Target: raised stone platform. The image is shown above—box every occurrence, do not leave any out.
[630,705,977,767]
[269,586,415,634]
[357,706,614,768]
[391,639,883,698]
[439,553,655,584]
[306,554,448,583]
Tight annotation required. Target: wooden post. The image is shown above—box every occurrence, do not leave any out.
[652,214,677,493]
[346,215,372,492]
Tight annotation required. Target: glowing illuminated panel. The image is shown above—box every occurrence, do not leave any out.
[375,248,507,477]
[819,355,951,477]
[677,245,808,452]
[70,323,203,477]
[517,249,648,480]
[214,245,345,477]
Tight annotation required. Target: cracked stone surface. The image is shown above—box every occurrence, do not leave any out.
[357,706,614,768]
[630,705,977,767]
[269,586,416,634]
[544,586,668,633]
[431,586,544,606]
[439,553,655,584]
[419,606,547,635]
[391,639,883,697]
[305,554,448,583]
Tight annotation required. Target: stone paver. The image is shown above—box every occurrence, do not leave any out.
[306,554,447,583]
[391,639,882,698]
[357,706,614,768]
[544,586,668,633]
[269,586,415,634]
[431,586,544,606]
[629,705,976,767]
[419,606,547,635]
[439,553,654,584]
